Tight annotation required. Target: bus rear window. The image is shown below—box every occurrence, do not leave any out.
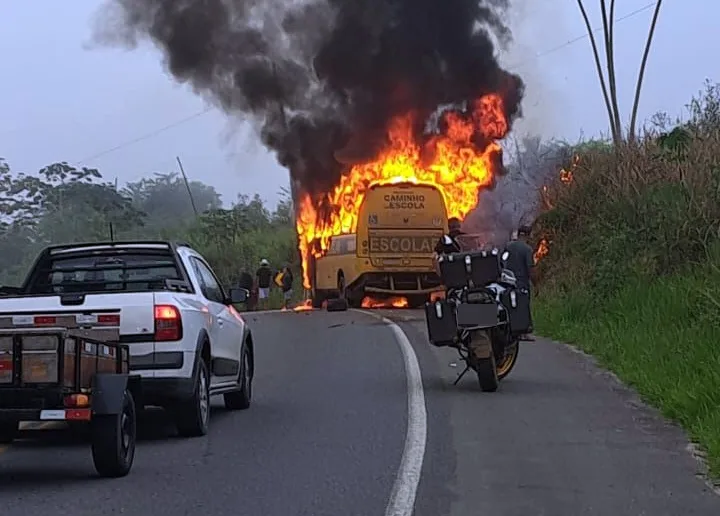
[27,252,182,294]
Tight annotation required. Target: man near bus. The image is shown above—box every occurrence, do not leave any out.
[255,259,273,310]
[434,217,465,255]
[238,268,255,311]
[280,265,294,310]
[433,217,465,278]
[503,225,535,340]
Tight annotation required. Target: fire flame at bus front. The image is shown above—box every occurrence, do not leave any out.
[296,94,511,289]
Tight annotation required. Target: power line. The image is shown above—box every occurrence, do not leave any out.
[506,1,658,70]
[75,108,213,165]
[74,1,659,165]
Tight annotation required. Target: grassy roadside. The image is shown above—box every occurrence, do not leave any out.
[534,249,720,478]
[531,82,720,479]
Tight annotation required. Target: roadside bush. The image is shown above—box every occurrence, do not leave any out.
[533,81,720,478]
[536,81,720,298]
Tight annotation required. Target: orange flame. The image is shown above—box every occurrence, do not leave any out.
[296,94,509,288]
[559,154,579,184]
[361,296,409,309]
[293,299,313,312]
[533,238,549,265]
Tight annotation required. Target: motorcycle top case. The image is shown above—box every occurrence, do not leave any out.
[499,287,532,335]
[438,250,502,289]
[424,299,458,347]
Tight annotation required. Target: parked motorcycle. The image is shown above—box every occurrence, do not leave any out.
[424,248,532,392]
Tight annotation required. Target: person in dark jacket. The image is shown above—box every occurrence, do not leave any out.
[280,265,294,310]
[238,269,255,311]
[256,259,273,310]
[503,225,534,290]
[433,217,465,279]
[434,217,465,255]
[503,225,535,340]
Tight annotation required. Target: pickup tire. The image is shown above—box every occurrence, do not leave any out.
[91,389,136,478]
[0,421,18,444]
[173,359,210,437]
[224,345,252,410]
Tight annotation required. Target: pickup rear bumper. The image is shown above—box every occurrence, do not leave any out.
[140,377,195,405]
[130,350,198,406]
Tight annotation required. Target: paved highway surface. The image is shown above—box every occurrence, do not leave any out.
[1,308,719,515]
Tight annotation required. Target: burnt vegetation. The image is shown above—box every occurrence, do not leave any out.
[535,81,720,298]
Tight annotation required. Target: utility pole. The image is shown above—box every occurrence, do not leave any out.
[175,156,199,217]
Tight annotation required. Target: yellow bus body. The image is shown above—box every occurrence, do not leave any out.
[310,182,449,307]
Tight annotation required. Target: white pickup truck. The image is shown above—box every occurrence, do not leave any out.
[0,240,254,437]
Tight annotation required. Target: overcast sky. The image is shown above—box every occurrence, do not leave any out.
[0,1,713,208]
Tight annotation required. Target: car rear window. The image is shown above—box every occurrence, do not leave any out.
[27,252,182,294]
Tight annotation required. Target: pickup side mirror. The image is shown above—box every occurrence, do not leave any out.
[228,287,249,304]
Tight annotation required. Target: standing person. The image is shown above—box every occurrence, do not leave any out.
[255,259,273,310]
[238,268,255,311]
[503,225,535,340]
[280,265,294,310]
[433,217,465,277]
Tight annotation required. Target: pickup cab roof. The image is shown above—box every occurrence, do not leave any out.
[19,240,197,296]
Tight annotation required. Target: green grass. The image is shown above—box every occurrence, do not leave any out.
[534,261,720,478]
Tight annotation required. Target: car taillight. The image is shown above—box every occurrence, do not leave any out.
[0,336,12,384]
[154,304,182,341]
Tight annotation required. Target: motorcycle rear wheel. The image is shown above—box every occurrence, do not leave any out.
[469,331,499,392]
[496,341,520,381]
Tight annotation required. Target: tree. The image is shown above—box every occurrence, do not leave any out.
[576,0,664,143]
[122,172,222,232]
[0,160,299,297]
[0,161,146,283]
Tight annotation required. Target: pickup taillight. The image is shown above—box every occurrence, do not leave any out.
[154,305,182,342]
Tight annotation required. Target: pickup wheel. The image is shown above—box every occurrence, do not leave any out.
[224,345,252,410]
[174,359,210,437]
[91,389,136,478]
[0,421,18,444]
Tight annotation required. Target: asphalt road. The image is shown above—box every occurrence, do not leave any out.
[1,308,719,516]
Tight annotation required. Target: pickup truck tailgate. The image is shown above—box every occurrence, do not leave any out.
[0,292,157,367]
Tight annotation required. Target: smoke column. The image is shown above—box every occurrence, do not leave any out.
[95,0,524,205]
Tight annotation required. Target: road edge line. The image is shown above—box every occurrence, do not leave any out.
[356,309,428,516]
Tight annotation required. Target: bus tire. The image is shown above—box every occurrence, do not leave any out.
[326,298,349,312]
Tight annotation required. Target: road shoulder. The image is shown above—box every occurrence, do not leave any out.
[387,310,720,516]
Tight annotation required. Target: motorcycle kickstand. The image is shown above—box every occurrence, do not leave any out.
[453,363,471,386]
[453,346,472,386]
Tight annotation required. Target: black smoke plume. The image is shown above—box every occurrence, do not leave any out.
[97,0,524,203]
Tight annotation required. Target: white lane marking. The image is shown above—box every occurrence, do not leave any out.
[358,310,428,516]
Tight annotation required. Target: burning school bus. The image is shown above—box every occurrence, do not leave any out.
[308,183,448,308]
[294,93,515,310]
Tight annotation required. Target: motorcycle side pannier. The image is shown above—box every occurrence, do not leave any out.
[424,299,458,347]
[438,250,502,289]
[500,287,532,335]
[437,254,467,290]
[467,251,502,287]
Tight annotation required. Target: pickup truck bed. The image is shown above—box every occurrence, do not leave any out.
[0,240,255,438]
